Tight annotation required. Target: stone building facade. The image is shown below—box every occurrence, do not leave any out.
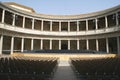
[0,2,120,54]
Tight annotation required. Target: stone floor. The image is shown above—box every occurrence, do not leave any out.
[52,60,78,80]
[52,66,78,80]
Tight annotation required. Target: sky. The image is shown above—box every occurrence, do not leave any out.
[0,0,120,15]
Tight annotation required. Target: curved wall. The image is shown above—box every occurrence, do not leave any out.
[0,2,120,54]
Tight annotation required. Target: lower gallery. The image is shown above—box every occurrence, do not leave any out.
[0,2,120,80]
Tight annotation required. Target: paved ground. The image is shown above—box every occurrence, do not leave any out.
[52,60,78,80]
[52,66,78,80]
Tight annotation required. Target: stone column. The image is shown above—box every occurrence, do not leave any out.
[12,14,15,26]
[77,21,79,32]
[50,39,52,50]
[59,21,61,32]
[11,37,14,54]
[40,40,41,49]
[106,38,109,53]
[41,20,43,31]
[96,19,98,30]
[86,39,89,50]
[117,37,120,54]
[31,38,34,50]
[50,21,52,31]
[32,19,34,30]
[41,39,43,50]
[86,20,88,31]
[23,17,25,28]
[96,39,99,51]
[2,9,5,23]
[105,16,108,28]
[59,40,61,50]
[77,39,79,50]
[21,38,24,52]
[68,40,70,50]
[0,35,3,55]
[68,21,70,32]
[116,13,119,26]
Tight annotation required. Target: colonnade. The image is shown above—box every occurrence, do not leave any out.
[0,35,120,54]
[0,8,120,32]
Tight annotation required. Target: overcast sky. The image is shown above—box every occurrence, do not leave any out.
[1,0,120,15]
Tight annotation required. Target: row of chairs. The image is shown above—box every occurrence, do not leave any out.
[0,56,58,80]
[70,57,120,80]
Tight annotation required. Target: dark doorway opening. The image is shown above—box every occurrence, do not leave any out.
[61,44,68,50]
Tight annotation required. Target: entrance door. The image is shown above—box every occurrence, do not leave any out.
[61,44,68,50]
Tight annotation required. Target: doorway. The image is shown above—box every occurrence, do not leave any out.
[61,44,68,50]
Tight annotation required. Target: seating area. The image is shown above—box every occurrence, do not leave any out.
[0,56,58,80]
[70,57,120,80]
